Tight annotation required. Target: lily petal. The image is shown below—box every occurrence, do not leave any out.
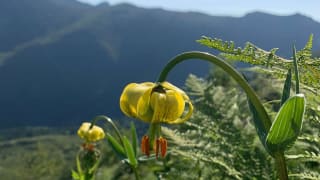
[162,90,185,122]
[161,81,190,100]
[166,100,194,124]
[120,82,154,118]
[150,91,167,123]
[137,88,154,122]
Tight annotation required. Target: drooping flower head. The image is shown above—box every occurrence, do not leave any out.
[77,122,105,143]
[120,81,193,158]
[120,81,193,124]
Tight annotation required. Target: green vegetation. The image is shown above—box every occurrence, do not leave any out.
[1,35,319,179]
[1,1,319,179]
[154,35,319,179]
[68,35,318,179]
[0,127,155,180]
[0,128,79,179]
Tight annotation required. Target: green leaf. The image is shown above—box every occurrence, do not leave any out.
[123,136,138,168]
[130,122,138,157]
[243,73,269,150]
[293,45,300,94]
[71,170,80,180]
[280,68,292,105]
[248,99,268,148]
[266,94,306,153]
[106,133,126,158]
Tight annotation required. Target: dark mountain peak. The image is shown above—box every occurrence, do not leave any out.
[0,0,94,52]
[95,1,110,7]
[244,11,275,17]
[46,0,92,9]
[0,0,91,10]
[244,11,315,22]
[113,2,137,8]
[290,12,316,22]
[243,11,294,20]
[109,2,144,12]
[292,12,306,17]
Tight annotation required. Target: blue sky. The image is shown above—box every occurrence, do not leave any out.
[77,0,320,22]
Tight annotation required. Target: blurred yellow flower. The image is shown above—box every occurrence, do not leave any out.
[120,81,193,124]
[77,122,105,142]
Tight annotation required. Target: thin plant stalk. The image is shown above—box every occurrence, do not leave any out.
[275,152,289,180]
[90,115,140,179]
[90,115,125,146]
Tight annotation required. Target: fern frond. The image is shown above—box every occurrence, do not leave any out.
[198,35,320,91]
[289,172,320,180]
[197,36,290,67]
[197,36,237,54]
[185,74,209,97]
[286,151,320,162]
[296,34,313,60]
[173,149,243,180]
[161,127,199,148]
[298,136,320,144]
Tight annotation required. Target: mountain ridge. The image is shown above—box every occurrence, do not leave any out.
[0,1,319,128]
[2,4,319,64]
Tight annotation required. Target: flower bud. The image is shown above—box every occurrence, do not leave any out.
[77,122,105,142]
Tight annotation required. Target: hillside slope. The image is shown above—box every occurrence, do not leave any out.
[0,2,319,128]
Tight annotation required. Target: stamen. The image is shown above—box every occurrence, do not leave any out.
[141,135,150,156]
[154,138,160,159]
[159,137,167,158]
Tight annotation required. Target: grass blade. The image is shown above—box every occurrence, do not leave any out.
[106,133,126,158]
[123,136,138,168]
[280,68,292,105]
[293,45,300,94]
[130,122,138,157]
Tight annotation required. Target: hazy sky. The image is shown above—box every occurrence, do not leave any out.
[77,0,320,22]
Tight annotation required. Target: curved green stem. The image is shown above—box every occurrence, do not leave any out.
[90,115,124,147]
[158,51,271,133]
[157,51,288,179]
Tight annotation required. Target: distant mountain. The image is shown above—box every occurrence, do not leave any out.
[0,0,319,128]
[0,0,92,52]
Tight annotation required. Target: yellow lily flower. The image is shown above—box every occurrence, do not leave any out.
[120,81,193,158]
[120,82,193,124]
[77,122,105,142]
